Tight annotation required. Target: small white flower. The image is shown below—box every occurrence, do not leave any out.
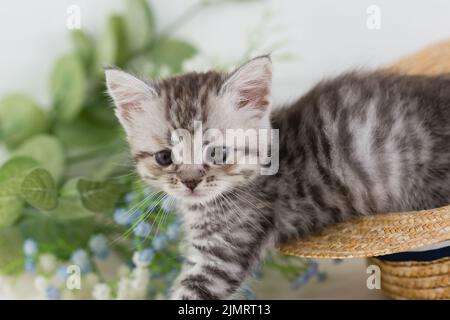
[92,283,112,300]
[116,278,130,300]
[38,253,57,274]
[84,273,100,287]
[34,276,48,293]
[117,264,131,277]
[132,251,153,268]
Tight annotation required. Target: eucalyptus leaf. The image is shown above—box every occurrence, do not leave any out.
[0,157,37,227]
[20,168,58,211]
[0,94,48,149]
[0,227,23,275]
[0,198,23,229]
[71,30,95,70]
[125,0,155,53]
[78,178,122,213]
[13,134,65,182]
[54,111,119,153]
[45,178,93,220]
[50,54,87,122]
[149,38,197,73]
[97,15,127,68]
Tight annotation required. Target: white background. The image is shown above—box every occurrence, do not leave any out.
[1,0,450,106]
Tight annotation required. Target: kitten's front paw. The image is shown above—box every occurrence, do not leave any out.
[170,288,198,300]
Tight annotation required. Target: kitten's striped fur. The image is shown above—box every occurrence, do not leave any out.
[106,57,450,299]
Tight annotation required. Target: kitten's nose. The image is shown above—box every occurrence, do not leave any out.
[182,179,201,191]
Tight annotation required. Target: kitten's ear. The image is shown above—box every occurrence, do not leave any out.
[104,68,157,128]
[222,55,272,110]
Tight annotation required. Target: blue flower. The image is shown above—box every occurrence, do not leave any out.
[71,249,91,273]
[138,249,155,264]
[113,208,129,225]
[56,265,68,280]
[128,209,142,223]
[133,221,152,238]
[124,192,136,204]
[252,265,263,280]
[166,223,180,240]
[152,234,168,251]
[88,234,110,259]
[46,286,61,300]
[240,284,256,300]
[23,238,38,256]
[25,257,36,273]
[161,197,176,212]
[148,202,159,213]
[291,261,319,289]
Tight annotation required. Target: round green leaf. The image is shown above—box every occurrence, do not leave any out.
[0,156,37,184]
[149,38,197,73]
[20,168,58,211]
[50,54,87,122]
[0,94,48,149]
[78,178,122,213]
[71,30,95,70]
[125,0,155,53]
[13,134,65,182]
[0,197,23,229]
[45,178,93,220]
[97,15,127,68]
[0,157,38,227]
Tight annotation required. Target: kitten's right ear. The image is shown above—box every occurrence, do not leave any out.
[104,68,157,127]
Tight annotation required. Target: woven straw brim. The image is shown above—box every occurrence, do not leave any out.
[279,205,450,258]
[278,39,450,259]
[368,257,450,299]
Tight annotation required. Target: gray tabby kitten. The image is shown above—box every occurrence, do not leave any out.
[105,56,450,300]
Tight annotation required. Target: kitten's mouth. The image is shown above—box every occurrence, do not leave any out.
[182,190,205,198]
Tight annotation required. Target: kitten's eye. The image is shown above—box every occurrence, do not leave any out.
[207,146,228,165]
[155,150,172,167]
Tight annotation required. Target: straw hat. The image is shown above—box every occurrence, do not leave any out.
[368,257,450,299]
[278,40,450,259]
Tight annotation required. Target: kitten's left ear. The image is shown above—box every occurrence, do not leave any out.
[222,55,272,110]
[105,68,157,132]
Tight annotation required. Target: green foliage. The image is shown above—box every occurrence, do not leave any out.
[13,134,65,182]
[45,178,93,220]
[71,30,95,70]
[51,54,87,122]
[0,95,48,149]
[0,157,37,227]
[125,0,156,53]
[20,213,95,259]
[97,15,128,68]
[149,38,197,73]
[78,178,123,213]
[20,168,58,211]
[0,227,23,274]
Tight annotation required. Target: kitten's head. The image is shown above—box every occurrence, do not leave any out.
[105,56,272,204]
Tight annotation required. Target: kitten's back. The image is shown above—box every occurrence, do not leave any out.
[272,72,450,217]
